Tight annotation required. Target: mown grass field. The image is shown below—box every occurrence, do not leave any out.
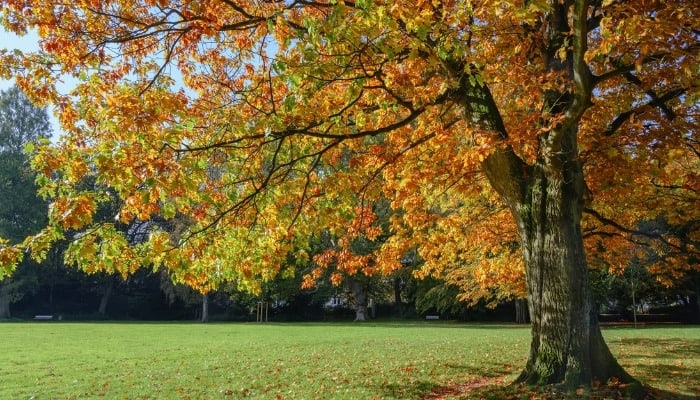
[1,322,698,399]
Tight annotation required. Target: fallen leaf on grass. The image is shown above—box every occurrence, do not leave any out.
[421,375,508,399]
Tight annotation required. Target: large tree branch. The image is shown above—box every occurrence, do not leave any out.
[583,208,687,253]
[594,42,700,85]
[482,147,531,210]
[622,72,677,120]
[439,56,530,208]
[569,0,593,120]
[604,87,686,136]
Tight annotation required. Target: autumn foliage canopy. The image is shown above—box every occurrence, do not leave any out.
[0,0,697,302]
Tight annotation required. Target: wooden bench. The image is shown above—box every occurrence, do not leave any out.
[33,315,53,320]
[425,315,439,320]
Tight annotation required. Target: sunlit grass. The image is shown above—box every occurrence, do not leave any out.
[603,326,700,397]
[0,322,697,399]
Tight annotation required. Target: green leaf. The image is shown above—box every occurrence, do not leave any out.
[162,202,176,219]
[288,74,302,89]
[356,0,372,10]
[272,60,287,74]
[283,95,296,111]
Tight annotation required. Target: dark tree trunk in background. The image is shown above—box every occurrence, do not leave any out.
[393,277,402,306]
[0,285,10,319]
[48,284,54,314]
[201,293,209,323]
[515,298,529,324]
[348,278,368,321]
[97,276,114,316]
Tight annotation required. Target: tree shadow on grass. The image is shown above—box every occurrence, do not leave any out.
[374,364,509,399]
[379,377,699,399]
[614,337,700,399]
[409,375,699,400]
[437,382,700,400]
[615,337,700,359]
[377,336,700,400]
[375,335,700,399]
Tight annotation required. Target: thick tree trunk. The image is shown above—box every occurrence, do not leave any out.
[484,144,635,390]
[515,207,631,387]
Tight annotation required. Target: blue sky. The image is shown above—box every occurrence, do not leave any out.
[1,29,66,138]
[0,29,40,91]
[1,27,192,139]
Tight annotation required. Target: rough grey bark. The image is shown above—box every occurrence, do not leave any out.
[483,131,633,388]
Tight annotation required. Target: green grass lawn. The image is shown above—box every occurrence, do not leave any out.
[1,322,698,399]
